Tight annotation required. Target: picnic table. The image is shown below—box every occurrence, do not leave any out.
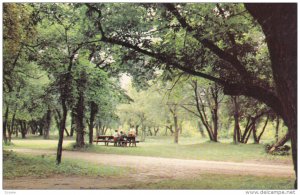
[93,135,139,147]
[94,135,114,146]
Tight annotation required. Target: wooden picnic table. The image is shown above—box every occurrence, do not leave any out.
[94,135,114,146]
[93,135,139,147]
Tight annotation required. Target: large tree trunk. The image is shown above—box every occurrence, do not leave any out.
[9,109,16,142]
[245,4,297,187]
[56,69,72,164]
[43,109,51,139]
[70,111,75,137]
[210,85,219,142]
[240,116,250,143]
[20,120,27,139]
[174,115,179,144]
[74,71,87,148]
[232,96,241,144]
[88,101,98,144]
[252,118,259,144]
[38,121,44,136]
[75,92,85,147]
[135,125,139,136]
[56,98,67,164]
[212,108,218,142]
[3,106,9,144]
[257,115,269,143]
[275,116,280,142]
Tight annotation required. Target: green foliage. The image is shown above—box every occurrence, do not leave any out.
[3,3,284,145]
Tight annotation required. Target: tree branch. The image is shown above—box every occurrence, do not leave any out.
[181,105,201,118]
[163,3,252,81]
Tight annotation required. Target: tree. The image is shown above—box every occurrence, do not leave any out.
[182,80,223,142]
[3,3,40,143]
[227,96,271,144]
[33,3,99,162]
[244,6,297,184]
[85,3,296,184]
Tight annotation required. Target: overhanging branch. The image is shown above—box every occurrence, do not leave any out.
[163,3,252,81]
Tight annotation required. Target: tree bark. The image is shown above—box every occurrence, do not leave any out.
[210,85,219,142]
[56,70,72,164]
[89,101,98,144]
[38,121,44,136]
[232,96,241,144]
[70,111,75,137]
[245,3,297,188]
[22,122,26,139]
[240,116,253,143]
[43,109,51,139]
[275,116,280,143]
[257,115,269,143]
[174,115,179,144]
[64,128,70,136]
[75,92,85,148]
[269,132,290,154]
[192,81,215,141]
[9,109,16,142]
[3,106,9,144]
[56,98,67,164]
[20,120,27,139]
[252,118,259,144]
[74,71,87,148]
[135,125,139,136]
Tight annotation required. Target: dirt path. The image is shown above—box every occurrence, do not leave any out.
[4,148,294,189]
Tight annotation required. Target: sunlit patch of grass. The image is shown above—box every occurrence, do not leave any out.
[122,174,295,189]
[3,150,129,179]
[3,139,74,150]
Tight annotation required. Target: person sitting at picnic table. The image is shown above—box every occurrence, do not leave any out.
[127,129,136,145]
[128,129,136,137]
[113,130,120,146]
[118,131,128,146]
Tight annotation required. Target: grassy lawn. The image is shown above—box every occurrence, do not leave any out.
[122,174,295,189]
[3,150,129,179]
[4,135,292,164]
[68,136,292,164]
[3,135,74,150]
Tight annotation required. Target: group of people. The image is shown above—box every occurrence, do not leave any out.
[113,129,136,146]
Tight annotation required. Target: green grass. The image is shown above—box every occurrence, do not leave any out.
[66,136,291,164]
[3,150,129,179]
[122,174,295,189]
[3,139,73,150]
[5,135,292,164]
